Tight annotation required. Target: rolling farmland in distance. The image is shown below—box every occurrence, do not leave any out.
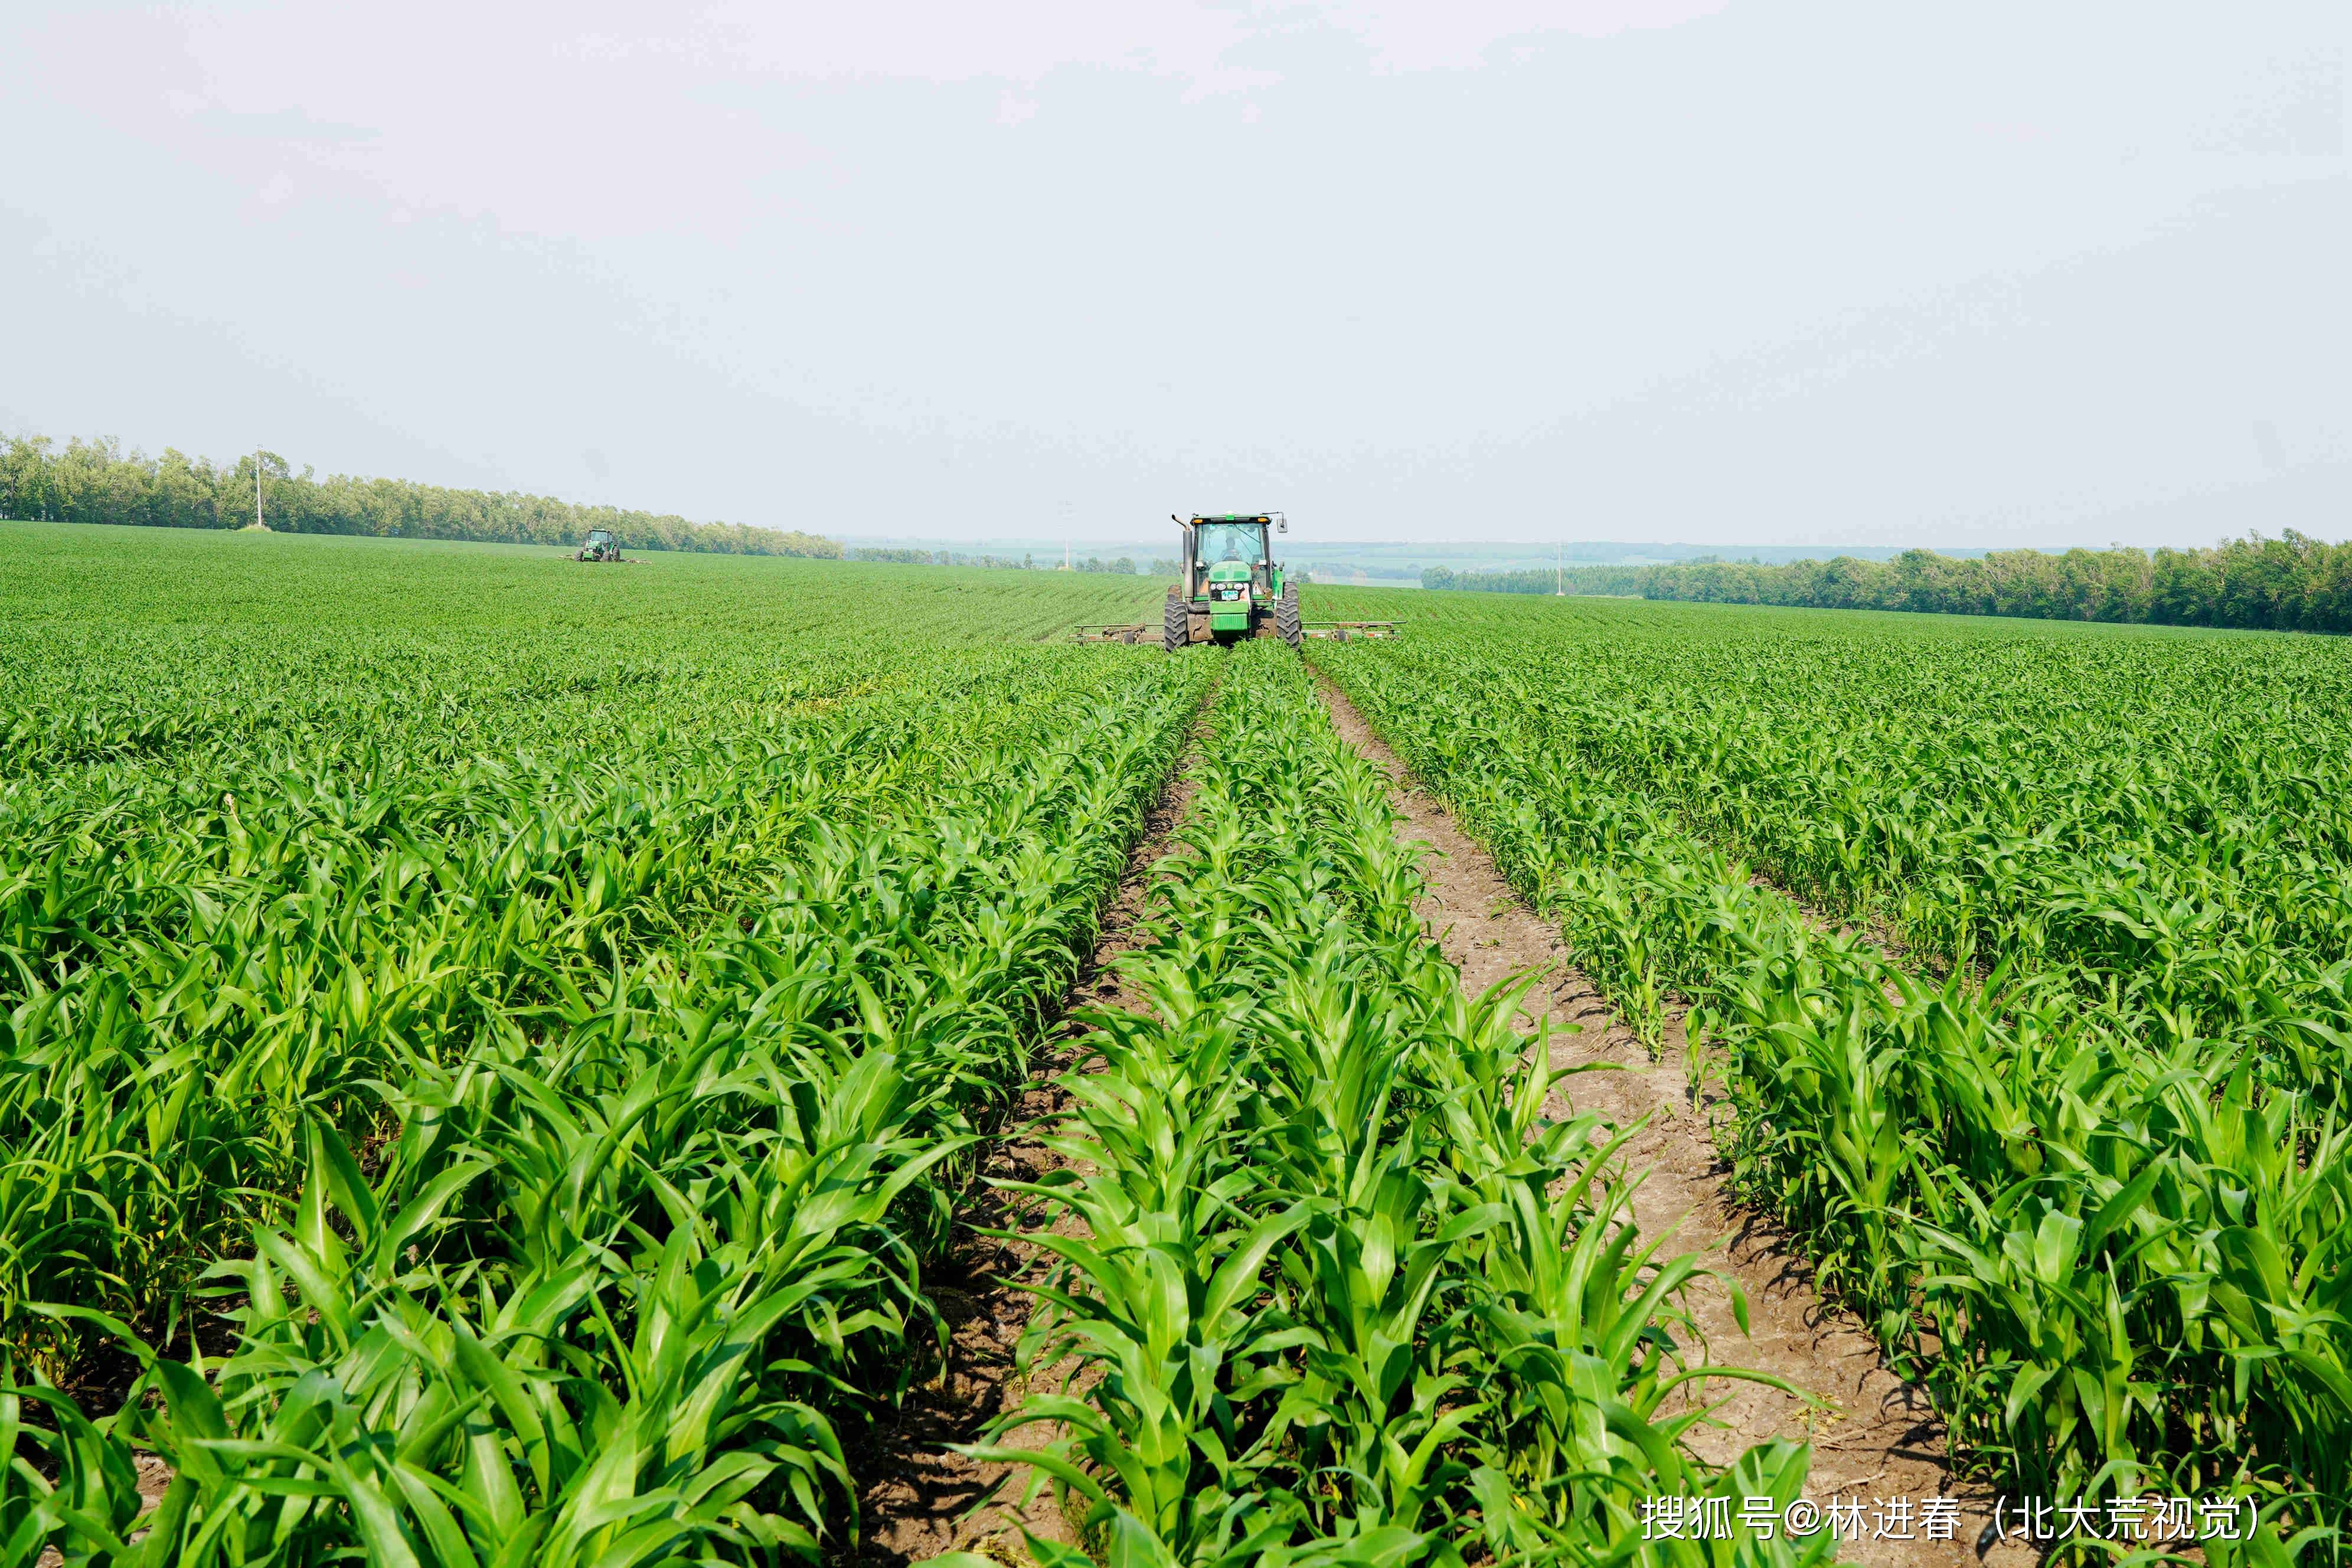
[4,519,2348,1564]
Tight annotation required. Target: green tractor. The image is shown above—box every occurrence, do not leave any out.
[1073,513,1399,649]
[1166,512,1301,650]
[574,528,631,563]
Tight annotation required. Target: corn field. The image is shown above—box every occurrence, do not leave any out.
[0,525,1199,1562]
[944,642,1828,1568]
[1315,588,2352,1557]
[5,522,2348,1563]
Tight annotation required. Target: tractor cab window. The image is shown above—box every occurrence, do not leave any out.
[1195,522,1265,570]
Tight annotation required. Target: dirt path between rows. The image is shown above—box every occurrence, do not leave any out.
[844,701,1216,1567]
[1312,675,2028,1568]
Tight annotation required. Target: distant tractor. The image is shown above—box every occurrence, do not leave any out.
[575,529,630,563]
[1073,513,1399,649]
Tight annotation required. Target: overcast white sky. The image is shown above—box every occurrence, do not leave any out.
[4,2,2346,547]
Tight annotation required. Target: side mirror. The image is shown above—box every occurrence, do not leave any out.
[1276,519,1287,534]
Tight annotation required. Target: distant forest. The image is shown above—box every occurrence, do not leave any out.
[0,435,840,558]
[1426,535,2352,635]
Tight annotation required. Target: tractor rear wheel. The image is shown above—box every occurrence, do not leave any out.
[1276,583,1302,649]
[1163,590,1188,653]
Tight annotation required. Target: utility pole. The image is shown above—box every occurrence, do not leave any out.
[1064,540,1072,571]
[254,446,264,530]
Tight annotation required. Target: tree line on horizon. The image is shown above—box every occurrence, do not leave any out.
[0,435,841,559]
[1424,533,2352,634]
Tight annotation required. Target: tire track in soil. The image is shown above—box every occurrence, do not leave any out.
[842,688,1218,1568]
[1311,674,2032,1568]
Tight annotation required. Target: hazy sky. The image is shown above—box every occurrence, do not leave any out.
[5,1,2346,547]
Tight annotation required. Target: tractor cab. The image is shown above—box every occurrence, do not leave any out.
[1177,514,1289,645]
[1191,517,1275,602]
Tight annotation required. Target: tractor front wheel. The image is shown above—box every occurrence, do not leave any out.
[1276,583,1302,649]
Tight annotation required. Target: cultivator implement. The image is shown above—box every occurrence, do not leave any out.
[1299,620,1400,641]
[1070,618,1400,645]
